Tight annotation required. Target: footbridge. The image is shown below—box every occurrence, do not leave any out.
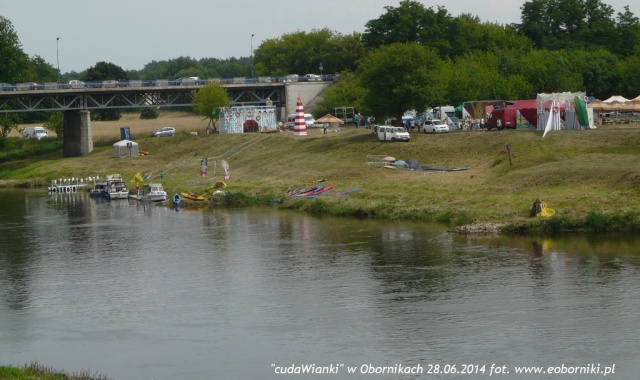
[0,78,332,156]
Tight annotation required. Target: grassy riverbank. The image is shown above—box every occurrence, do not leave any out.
[1,112,639,232]
[0,362,109,380]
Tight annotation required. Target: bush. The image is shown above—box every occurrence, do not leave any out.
[140,108,159,119]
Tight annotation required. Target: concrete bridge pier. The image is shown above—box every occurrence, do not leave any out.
[63,110,93,157]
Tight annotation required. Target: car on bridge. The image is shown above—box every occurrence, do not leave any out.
[17,82,44,90]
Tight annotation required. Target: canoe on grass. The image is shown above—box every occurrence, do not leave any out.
[180,192,205,201]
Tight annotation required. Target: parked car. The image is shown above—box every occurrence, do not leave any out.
[448,116,461,130]
[422,119,449,133]
[377,125,410,142]
[67,80,86,89]
[303,74,321,82]
[0,83,15,91]
[23,126,48,140]
[152,126,176,137]
[17,82,43,90]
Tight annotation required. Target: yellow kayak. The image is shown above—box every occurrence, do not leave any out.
[180,192,205,201]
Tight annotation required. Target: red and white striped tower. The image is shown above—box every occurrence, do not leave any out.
[293,96,307,136]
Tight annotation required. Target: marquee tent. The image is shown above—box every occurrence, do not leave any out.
[602,95,630,103]
[113,139,139,157]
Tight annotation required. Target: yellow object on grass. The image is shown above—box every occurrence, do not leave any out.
[536,202,555,217]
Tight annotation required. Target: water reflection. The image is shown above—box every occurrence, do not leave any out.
[1,190,639,379]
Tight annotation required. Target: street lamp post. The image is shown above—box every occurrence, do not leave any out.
[56,37,60,83]
[251,34,255,78]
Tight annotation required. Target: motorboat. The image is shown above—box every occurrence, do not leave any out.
[104,174,129,200]
[89,182,108,197]
[140,183,167,202]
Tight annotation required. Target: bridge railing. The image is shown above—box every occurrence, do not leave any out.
[0,74,339,91]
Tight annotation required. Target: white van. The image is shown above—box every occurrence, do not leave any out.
[377,125,410,142]
[23,126,48,140]
[286,113,316,129]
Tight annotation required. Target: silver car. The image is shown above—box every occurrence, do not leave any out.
[422,119,450,133]
[152,127,176,137]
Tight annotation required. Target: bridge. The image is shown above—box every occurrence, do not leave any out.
[0,77,332,156]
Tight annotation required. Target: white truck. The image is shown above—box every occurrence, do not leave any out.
[23,126,48,140]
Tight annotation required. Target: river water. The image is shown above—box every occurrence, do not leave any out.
[0,190,639,379]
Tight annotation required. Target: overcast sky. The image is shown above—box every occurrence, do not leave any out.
[3,0,638,73]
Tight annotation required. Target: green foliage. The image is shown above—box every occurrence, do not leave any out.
[0,114,19,148]
[43,112,64,138]
[357,43,445,122]
[585,211,614,231]
[255,28,364,76]
[0,137,62,162]
[83,61,127,82]
[313,73,366,117]
[192,83,230,132]
[91,109,122,121]
[140,108,159,119]
[0,16,33,82]
[518,0,640,56]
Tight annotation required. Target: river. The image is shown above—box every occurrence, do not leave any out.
[1,189,639,379]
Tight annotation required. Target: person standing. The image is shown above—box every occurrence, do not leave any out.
[481,117,485,130]
[354,113,359,128]
[323,123,328,134]
[135,183,140,196]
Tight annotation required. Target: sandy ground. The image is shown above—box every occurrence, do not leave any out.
[11,111,210,140]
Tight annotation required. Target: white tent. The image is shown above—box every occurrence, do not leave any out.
[113,139,139,157]
[602,95,630,103]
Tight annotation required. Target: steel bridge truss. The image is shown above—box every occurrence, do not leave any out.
[0,85,285,113]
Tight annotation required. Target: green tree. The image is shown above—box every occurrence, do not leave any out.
[357,43,446,123]
[362,0,454,56]
[254,28,363,76]
[616,6,640,56]
[616,54,640,97]
[30,55,57,82]
[313,72,366,117]
[140,108,159,119]
[43,112,64,138]
[518,49,583,93]
[192,83,230,133]
[518,0,621,52]
[0,16,32,82]
[0,114,19,148]
[83,61,128,82]
[568,49,619,99]
[448,51,533,105]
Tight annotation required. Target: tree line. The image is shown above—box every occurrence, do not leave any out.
[1,0,640,127]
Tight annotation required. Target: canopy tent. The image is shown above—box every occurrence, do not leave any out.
[112,139,139,157]
[315,114,345,124]
[602,95,630,103]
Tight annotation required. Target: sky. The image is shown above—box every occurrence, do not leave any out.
[3,0,638,73]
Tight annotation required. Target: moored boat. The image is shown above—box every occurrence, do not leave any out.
[104,174,129,200]
[89,182,108,197]
[140,183,167,202]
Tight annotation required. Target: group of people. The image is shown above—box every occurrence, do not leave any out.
[461,116,486,130]
[354,113,375,129]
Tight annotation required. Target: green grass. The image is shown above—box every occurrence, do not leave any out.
[0,362,110,380]
[1,124,640,232]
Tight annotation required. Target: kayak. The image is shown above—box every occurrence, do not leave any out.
[180,192,205,201]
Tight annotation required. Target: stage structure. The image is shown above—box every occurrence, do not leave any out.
[219,105,278,134]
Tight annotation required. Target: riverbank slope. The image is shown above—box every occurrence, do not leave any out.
[2,113,639,232]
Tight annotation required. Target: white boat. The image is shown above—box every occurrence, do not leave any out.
[89,181,107,197]
[104,174,129,200]
[140,183,167,202]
